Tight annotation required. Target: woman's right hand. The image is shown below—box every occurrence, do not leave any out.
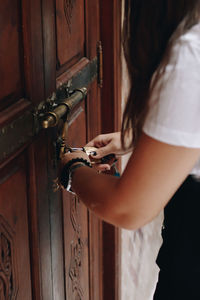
[86,131,133,160]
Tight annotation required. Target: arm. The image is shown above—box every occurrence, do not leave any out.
[63,132,200,229]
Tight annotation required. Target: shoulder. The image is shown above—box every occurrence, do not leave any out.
[151,23,200,90]
[143,23,200,148]
[171,22,200,67]
[179,22,200,46]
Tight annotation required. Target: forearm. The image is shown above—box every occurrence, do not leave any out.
[71,166,127,227]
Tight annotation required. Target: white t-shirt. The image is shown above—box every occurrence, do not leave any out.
[143,22,200,176]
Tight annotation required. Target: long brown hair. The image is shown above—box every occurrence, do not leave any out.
[122,0,200,147]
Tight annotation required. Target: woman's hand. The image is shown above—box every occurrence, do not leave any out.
[86,131,133,159]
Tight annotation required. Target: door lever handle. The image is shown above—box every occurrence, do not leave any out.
[42,87,87,129]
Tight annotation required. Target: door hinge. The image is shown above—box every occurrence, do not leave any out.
[97,41,103,88]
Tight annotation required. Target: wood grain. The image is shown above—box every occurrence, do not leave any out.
[56,0,85,71]
[0,0,23,110]
[0,155,32,299]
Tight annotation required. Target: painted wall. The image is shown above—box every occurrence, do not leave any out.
[120,2,163,299]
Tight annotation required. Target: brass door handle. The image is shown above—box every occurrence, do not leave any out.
[42,87,87,129]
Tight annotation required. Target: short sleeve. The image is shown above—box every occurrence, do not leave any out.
[143,23,200,148]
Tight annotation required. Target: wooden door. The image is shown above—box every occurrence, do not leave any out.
[0,0,102,299]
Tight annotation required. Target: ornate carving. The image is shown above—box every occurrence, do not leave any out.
[63,0,76,33]
[0,215,18,299]
[70,195,80,234]
[69,196,84,299]
[0,110,33,162]
[69,238,84,299]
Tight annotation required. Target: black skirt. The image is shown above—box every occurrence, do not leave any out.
[153,176,200,300]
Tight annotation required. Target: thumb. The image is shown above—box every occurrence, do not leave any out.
[91,144,113,159]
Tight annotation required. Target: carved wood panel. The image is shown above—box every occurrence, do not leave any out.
[62,103,89,300]
[0,156,32,299]
[69,195,84,299]
[0,215,17,300]
[54,1,103,298]
[56,0,85,71]
[64,0,76,33]
[64,194,89,300]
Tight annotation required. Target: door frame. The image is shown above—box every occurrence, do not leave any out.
[100,1,122,299]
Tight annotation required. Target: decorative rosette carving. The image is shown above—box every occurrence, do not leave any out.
[63,0,76,33]
[0,216,18,299]
[69,196,84,299]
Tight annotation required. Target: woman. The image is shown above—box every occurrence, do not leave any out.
[60,1,200,299]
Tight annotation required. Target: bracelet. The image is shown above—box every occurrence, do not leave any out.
[66,163,86,193]
[60,158,92,189]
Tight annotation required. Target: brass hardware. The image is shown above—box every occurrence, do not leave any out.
[42,87,87,129]
[0,56,98,163]
[97,41,103,88]
[60,121,69,159]
[42,111,60,128]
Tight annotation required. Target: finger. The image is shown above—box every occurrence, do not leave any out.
[85,140,95,147]
[93,163,111,171]
[90,144,113,159]
[86,140,104,148]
